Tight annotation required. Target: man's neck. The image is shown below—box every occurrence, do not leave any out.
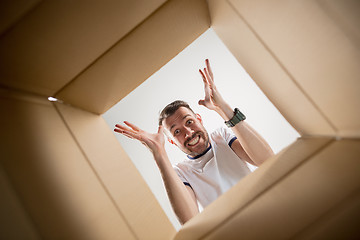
[187,143,212,160]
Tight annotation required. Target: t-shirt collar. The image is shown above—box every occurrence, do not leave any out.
[187,144,212,160]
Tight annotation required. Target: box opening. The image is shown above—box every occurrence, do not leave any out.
[102,28,300,230]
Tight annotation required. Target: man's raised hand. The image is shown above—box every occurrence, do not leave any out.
[114,121,165,155]
[198,59,226,112]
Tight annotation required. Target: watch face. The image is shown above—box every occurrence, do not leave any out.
[225,121,234,128]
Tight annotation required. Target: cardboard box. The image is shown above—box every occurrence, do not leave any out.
[1,0,359,239]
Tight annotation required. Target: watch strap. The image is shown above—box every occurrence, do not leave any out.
[225,108,246,127]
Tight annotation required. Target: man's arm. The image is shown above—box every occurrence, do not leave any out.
[214,104,274,166]
[154,149,199,224]
[199,59,274,166]
[114,122,199,224]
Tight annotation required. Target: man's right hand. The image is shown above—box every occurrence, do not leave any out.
[115,121,198,224]
[114,121,165,156]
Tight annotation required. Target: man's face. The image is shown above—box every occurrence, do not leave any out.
[163,107,210,157]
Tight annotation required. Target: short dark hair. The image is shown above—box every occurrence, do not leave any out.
[158,100,195,126]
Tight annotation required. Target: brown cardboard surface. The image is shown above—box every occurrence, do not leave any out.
[227,0,360,137]
[291,191,360,240]
[0,165,40,239]
[55,102,176,240]
[56,0,210,114]
[0,0,166,96]
[175,139,360,240]
[0,0,359,239]
[0,91,136,239]
[207,0,337,137]
[0,0,41,34]
[175,137,333,239]
[204,139,360,240]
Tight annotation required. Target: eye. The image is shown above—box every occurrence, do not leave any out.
[186,119,193,125]
[174,129,180,136]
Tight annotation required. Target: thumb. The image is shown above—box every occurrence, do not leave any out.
[198,99,206,106]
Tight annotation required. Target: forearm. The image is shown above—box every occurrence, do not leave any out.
[216,103,274,166]
[153,149,199,224]
[232,121,274,165]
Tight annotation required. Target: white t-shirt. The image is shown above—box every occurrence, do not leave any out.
[174,127,251,208]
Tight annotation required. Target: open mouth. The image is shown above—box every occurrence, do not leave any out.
[187,135,200,146]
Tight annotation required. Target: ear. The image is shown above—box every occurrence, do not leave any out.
[168,138,177,146]
[195,113,202,123]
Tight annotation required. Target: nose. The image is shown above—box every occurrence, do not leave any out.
[184,127,194,139]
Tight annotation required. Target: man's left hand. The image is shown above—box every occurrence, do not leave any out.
[198,59,230,117]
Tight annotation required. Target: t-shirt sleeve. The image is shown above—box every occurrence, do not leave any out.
[173,165,194,189]
[173,164,188,183]
[219,127,237,147]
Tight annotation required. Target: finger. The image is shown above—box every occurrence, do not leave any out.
[115,124,133,132]
[205,59,214,80]
[204,68,214,86]
[122,131,137,140]
[199,69,208,84]
[122,129,141,140]
[114,127,133,136]
[198,99,206,106]
[114,128,135,139]
[124,121,141,131]
[114,123,141,137]
[114,128,122,133]
[199,69,211,99]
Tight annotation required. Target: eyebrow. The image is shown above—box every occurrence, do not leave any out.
[170,114,192,132]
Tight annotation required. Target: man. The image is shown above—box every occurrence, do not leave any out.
[114,59,274,224]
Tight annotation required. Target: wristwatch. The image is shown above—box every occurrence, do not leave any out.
[225,108,246,127]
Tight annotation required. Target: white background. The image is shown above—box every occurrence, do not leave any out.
[102,28,300,230]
